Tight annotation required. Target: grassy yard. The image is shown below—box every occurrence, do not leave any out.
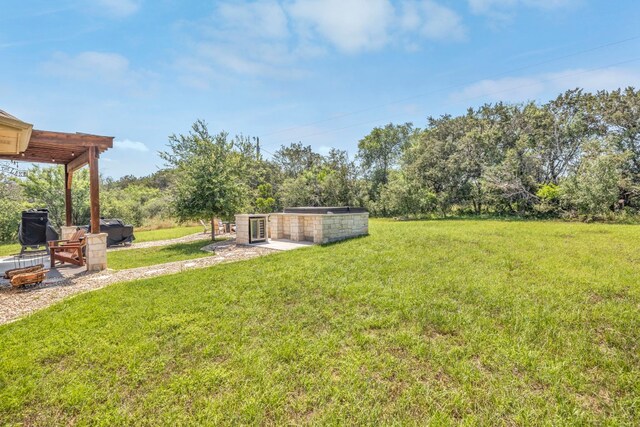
[0,242,20,257]
[134,225,203,243]
[0,225,203,257]
[107,239,215,270]
[1,219,639,425]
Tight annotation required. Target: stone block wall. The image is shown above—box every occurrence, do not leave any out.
[268,212,368,244]
[235,214,269,244]
[235,214,250,244]
[282,216,291,239]
[319,213,368,243]
[238,212,369,246]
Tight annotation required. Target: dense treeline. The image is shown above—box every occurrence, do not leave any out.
[1,87,639,242]
[0,168,175,241]
[397,88,640,218]
[250,87,640,219]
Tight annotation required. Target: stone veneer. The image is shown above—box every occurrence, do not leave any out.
[236,212,368,245]
[85,232,108,271]
[234,214,268,244]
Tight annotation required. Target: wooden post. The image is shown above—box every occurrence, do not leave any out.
[64,165,73,226]
[88,146,100,234]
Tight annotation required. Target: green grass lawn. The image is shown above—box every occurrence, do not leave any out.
[0,242,20,257]
[0,225,203,257]
[107,239,215,270]
[1,219,639,425]
[134,225,203,243]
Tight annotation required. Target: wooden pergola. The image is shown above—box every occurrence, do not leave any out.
[0,111,113,234]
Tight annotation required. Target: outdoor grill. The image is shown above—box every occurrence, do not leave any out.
[81,218,135,247]
[17,209,58,256]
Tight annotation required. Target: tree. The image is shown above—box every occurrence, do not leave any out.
[20,165,90,229]
[255,183,276,213]
[357,122,414,207]
[375,171,436,217]
[101,184,166,227]
[560,140,627,217]
[0,173,25,242]
[160,120,247,240]
[273,142,323,178]
[597,87,640,207]
[528,90,593,184]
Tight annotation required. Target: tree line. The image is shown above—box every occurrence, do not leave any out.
[170,87,640,222]
[1,87,639,242]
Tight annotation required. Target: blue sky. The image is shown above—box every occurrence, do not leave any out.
[1,0,639,178]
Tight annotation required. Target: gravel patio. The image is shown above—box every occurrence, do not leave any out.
[0,237,275,325]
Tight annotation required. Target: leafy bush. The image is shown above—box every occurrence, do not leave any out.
[536,183,561,214]
[560,142,626,218]
[101,185,169,227]
[0,186,24,242]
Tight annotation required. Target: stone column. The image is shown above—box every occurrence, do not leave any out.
[235,214,250,244]
[289,216,305,241]
[85,233,108,271]
[313,215,324,243]
[270,214,283,240]
[60,226,78,240]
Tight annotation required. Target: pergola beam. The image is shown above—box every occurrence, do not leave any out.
[30,130,113,148]
[0,114,113,271]
[64,164,73,226]
[66,151,90,174]
[88,146,100,234]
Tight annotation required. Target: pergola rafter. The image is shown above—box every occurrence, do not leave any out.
[0,110,113,235]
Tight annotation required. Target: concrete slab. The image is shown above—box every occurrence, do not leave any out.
[1,253,87,284]
[0,253,49,275]
[248,239,314,251]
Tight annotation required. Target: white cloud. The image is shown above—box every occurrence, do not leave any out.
[177,0,467,86]
[95,0,141,17]
[451,67,640,103]
[288,0,394,53]
[114,139,149,152]
[289,0,466,52]
[401,0,466,41]
[217,1,289,40]
[42,51,154,90]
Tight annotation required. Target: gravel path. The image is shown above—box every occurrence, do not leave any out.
[0,239,275,325]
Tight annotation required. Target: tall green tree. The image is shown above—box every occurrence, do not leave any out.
[273,142,323,179]
[357,122,414,212]
[20,166,90,229]
[598,87,640,206]
[560,140,627,217]
[160,120,247,240]
[0,173,25,242]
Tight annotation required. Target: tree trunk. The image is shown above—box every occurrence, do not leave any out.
[211,216,216,241]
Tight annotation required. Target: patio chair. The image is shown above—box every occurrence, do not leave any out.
[199,219,210,234]
[48,229,87,268]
